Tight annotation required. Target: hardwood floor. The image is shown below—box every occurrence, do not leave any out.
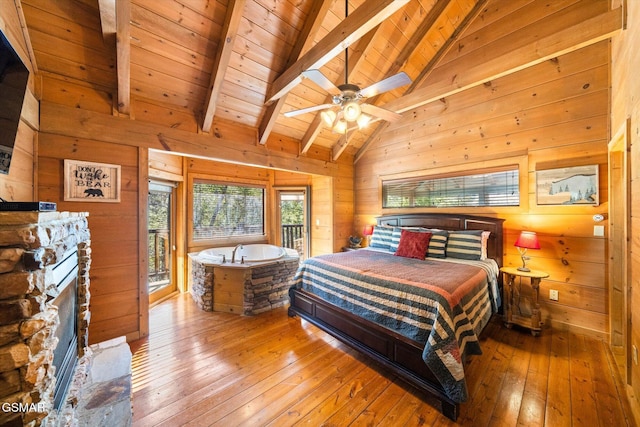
[130,293,634,426]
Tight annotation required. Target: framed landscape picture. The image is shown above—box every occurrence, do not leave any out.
[64,159,121,202]
[536,165,599,206]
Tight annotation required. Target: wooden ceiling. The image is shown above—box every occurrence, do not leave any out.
[18,0,622,165]
[91,0,482,160]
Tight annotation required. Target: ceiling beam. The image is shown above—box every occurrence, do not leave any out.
[41,101,342,177]
[97,0,130,115]
[355,5,623,163]
[257,0,332,145]
[264,0,410,104]
[201,0,246,133]
[97,0,116,37]
[115,0,130,116]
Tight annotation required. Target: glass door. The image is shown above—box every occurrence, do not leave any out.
[148,181,177,304]
[277,187,309,260]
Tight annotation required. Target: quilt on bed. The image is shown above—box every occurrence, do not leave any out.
[290,249,495,403]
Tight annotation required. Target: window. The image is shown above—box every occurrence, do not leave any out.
[382,167,519,208]
[192,180,265,240]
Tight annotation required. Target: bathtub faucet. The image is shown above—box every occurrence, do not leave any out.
[231,244,244,264]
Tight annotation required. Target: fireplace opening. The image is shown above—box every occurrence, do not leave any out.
[50,250,79,410]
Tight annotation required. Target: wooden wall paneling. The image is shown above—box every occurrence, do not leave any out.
[37,132,142,344]
[149,150,184,181]
[355,1,612,336]
[133,98,199,133]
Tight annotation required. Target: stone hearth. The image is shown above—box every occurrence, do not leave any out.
[0,212,93,426]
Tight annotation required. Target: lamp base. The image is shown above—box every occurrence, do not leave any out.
[517,266,531,272]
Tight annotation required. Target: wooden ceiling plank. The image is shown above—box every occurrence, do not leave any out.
[265,0,410,104]
[258,0,332,145]
[384,7,623,116]
[116,0,130,115]
[201,0,246,133]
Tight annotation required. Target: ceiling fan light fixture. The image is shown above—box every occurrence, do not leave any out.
[321,110,336,127]
[343,101,361,122]
[334,119,348,134]
[357,114,371,129]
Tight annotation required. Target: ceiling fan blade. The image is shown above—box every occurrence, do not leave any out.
[358,72,412,98]
[302,70,342,96]
[284,104,335,117]
[361,104,402,122]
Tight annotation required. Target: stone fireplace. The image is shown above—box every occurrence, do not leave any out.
[0,212,90,426]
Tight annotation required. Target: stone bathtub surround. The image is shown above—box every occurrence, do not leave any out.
[190,253,300,315]
[0,212,90,427]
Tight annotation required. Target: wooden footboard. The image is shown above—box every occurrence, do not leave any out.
[288,286,459,421]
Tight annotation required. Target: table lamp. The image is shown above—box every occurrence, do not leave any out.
[514,231,540,272]
[363,225,374,246]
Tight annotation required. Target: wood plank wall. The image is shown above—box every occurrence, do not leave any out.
[0,2,37,201]
[355,1,611,337]
[611,0,640,417]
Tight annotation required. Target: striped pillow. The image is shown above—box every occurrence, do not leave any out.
[446,230,484,260]
[369,226,394,250]
[426,229,448,259]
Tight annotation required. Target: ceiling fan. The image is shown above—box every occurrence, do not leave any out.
[284,69,411,132]
[283,1,411,133]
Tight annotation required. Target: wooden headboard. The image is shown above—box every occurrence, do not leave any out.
[376,213,505,269]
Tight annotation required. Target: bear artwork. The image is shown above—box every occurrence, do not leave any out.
[84,188,104,197]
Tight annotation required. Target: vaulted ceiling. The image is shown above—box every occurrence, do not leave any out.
[92,0,483,161]
[20,0,622,165]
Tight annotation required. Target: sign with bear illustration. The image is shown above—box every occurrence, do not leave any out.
[64,159,121,203]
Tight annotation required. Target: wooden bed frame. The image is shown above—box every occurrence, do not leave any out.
[288,213,505,421]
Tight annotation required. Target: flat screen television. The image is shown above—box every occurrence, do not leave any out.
[0,30,30,175]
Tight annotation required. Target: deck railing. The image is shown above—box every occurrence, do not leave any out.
[148,228,170,290]
[281,224,303,250]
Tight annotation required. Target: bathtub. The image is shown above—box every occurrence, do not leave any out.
[194,244,296,265]
[189,244,300,314]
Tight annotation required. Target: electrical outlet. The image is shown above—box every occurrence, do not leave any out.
[633,345,638,366]
[549,289,559,301]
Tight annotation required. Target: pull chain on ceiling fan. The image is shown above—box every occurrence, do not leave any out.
[284,0,411,133]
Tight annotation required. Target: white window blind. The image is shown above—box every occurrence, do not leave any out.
[383,167,519,208]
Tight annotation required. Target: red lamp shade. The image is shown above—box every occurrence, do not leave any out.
[514,231,540,272]
[363,225,374,236]
[514,231,540,250]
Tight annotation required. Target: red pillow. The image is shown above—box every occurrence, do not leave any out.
[394,229,432,259]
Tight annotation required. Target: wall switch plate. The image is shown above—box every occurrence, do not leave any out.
[549,289,559,301]
[594,225,605,237]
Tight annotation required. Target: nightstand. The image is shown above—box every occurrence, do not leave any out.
[500,266,549,336]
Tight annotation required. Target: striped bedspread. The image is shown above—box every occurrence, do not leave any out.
[291,249,496,403]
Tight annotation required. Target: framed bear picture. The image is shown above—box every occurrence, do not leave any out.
[64,159,121,203]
